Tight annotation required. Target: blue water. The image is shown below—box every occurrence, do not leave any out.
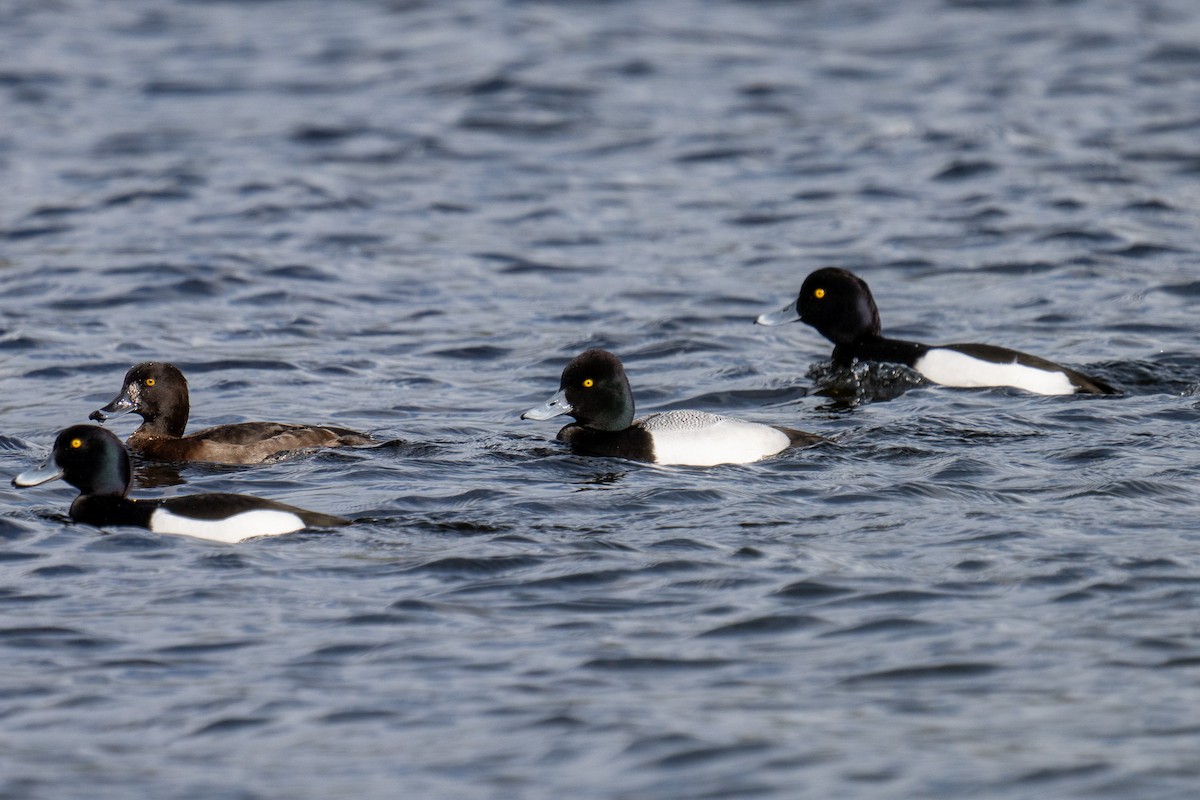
[4,0,1200,797]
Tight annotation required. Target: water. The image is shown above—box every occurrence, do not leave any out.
[3,0,1200,797]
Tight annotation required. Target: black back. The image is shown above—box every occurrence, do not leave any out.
[944,342,1119,395]
[156,493,349,528]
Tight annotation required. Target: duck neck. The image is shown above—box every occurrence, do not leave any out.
[832,335,929,368]
[70,495,148,528]
[140,403,189,437]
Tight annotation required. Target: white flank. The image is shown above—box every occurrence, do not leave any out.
[915,348,1074,395]
[638,411,791,466]
[149,508,307,543]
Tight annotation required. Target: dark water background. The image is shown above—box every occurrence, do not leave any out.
[4,1,1200,797]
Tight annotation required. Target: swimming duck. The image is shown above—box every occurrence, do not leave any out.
[89,362,373,464]
[12,425,348,543]
[756,267,1117,395]
[521,349,822,466]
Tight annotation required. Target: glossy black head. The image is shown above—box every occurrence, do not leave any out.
[43,425,132,497]
[91,362,190,435]
[797,268,883,345]
[559,349,636,431]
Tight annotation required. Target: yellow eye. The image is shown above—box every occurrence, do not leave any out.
[583,378,594,388]
[70,438,82,449]
[145,378,155,387]
[814,288,826,299]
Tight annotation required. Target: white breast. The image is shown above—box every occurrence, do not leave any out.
[638,410,792,466]
[914,348,1075,395]
[149,508,307,543]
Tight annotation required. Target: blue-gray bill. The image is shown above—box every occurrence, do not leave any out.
[88,391,136,422]
[12,457,64,488]
[756,301,801,326]
[521,389,572,421]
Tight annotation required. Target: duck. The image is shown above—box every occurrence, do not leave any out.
[756,267,1118,395]
[521,349,822,466]
[12,425,348,543]
[89,362,373,464]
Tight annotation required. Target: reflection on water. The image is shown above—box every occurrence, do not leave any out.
[806,360,930,408]
[575,471,629,489]
[130,461,188,489]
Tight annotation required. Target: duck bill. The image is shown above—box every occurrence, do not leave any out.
[12,455,64,488]
[756,300,802,326]
[89,390,135,423]
[521,389,572,421]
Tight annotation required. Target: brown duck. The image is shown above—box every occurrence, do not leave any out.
[89,362,373,465]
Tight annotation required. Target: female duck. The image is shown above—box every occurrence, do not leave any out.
[521,349,822,466]
[12,425,348,543]
[90,362,373,464]
[757,267,1117,395]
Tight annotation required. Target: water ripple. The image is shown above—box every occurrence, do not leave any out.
[2,1,1200,798]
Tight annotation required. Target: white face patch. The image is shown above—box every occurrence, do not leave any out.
[149,508,307,543]
[915,348,1075,395]
[639,411,793,466]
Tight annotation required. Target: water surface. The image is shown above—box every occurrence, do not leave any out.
[3,1,1200,797]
